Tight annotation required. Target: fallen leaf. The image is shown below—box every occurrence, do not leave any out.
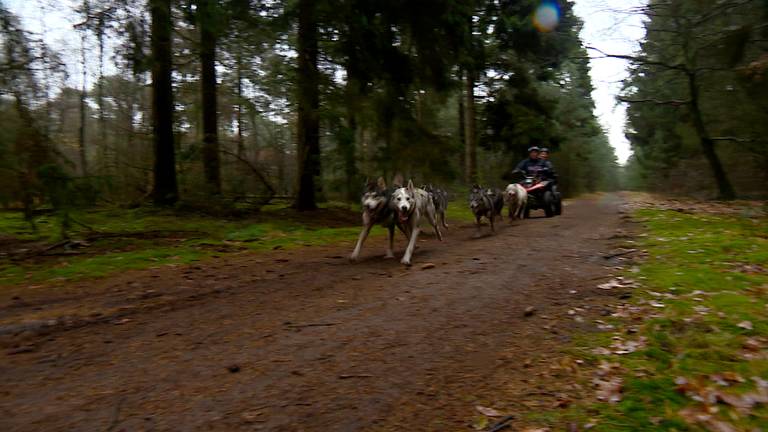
[679,407,738,432]
[475,405,504,417]
[611,336,647,354]
[694,306,711,315]
[752,376,768,389]
[594,376,623,403]
[716,392,755,412]
[240,410,264,423]
[420,263,436,270]
[720,372,745,384]
[737,321,753,330]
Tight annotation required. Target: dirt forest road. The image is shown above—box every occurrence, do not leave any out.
[0,194,633,431]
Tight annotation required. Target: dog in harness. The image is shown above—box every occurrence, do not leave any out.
[391,180,443,265]
[469,184,503,234]
[421,184,449,230]
[349,177,398,261]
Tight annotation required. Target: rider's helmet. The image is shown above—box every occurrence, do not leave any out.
[540,147,549,153]
[527,146,540,153]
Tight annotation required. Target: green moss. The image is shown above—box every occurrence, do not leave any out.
[0,247,206,284]
[445,201,477,223]
[0,197,480,285]
[527,207,768,430]
[0,204,372,285]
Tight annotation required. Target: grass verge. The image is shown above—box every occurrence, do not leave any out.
[1,201,477,286]
[528,205,767,431]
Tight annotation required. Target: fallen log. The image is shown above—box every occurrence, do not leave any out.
[8,230,208,262]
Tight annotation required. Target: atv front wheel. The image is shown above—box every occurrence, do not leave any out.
[543,191,555,218]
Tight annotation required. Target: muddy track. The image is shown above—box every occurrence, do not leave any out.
[0,194,632,431]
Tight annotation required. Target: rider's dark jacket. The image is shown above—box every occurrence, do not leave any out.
[515,157,558,182]
[515,158,547,176]
[540,159,558,182]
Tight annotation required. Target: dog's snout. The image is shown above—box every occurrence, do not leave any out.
[400,205,408,212]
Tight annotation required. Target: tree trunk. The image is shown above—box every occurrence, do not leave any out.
[13,93,49,228]
[342,110,358,202]
[341,66,359,202]
[150,0,178,205]
[294,0,321,210]
[236,52,245,161]
[464,70,477,184]
[235,52,249,193]
[97,16,108,174]
[79,32,88,177]
[457,69,466,180]
[41,41,52,140]
[687,72,735,200]
[198,0,221,195]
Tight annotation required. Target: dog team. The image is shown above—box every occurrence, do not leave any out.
[349,176,527,266]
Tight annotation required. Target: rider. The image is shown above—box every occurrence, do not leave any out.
[539,147,562,213]
[513,145,561,216]
[538,147,558,182]
[514,146,546,176]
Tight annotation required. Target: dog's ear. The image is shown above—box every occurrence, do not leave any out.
[407,179,415,193]
[392,173,404,188]
[376,177,386,190]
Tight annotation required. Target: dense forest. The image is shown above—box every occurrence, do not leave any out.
[0,0,619,217]
[2,2,768,430]
[621,0,768,199]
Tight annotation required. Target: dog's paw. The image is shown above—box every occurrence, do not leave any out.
[384,252,395,259]
[400,258,412,266]
[348,254,359,262]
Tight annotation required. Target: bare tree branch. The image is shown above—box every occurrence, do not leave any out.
[710,136,758,143]
[586,46,688,72]
[219,149,276,200]
[618,97,691,106]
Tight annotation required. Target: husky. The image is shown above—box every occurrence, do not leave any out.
[349,177,398,261]
[469,184,503,234]
[421,184,449,229]
[488,188,504,217]
[504,183,527,220]
[392,180,443,265]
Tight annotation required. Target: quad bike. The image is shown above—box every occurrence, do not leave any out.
[520,175,562,218]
